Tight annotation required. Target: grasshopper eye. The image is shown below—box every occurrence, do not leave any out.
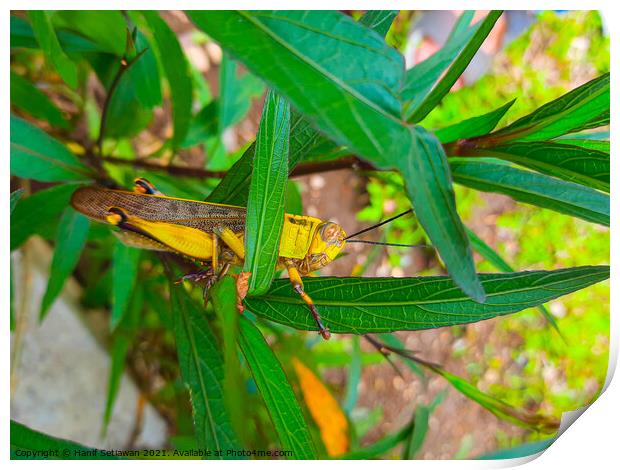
[320,222,346,247]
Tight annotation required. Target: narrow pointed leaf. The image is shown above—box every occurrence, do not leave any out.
[436,99,515,143]
[103,285,142,431]
[340,421,412,459]
[402,11,475,112]
[402,392,445,459]
[143,11,192,149]
[420,362,559,433]
[11,71,69,129]
[11,115,93,182]
[487,73,610,142]
[40,208,90,320]
[358,10,398,37]
[171,285,241,456]
[210,277,246,443]
[244,91,290,295]
[407,11,503,123]
[239,315,317,459]
[403,128,484,301]
[451,160,609,226]
[343,336,362,413]
[110,241,141,330]
[244,266,608,334]
[476,141,609,192]
[11,184,81,251]
[27,11,78,88]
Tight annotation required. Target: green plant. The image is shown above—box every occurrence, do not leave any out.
[10,10,609,459]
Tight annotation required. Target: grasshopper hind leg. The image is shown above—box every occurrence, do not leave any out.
[284,260,331,340]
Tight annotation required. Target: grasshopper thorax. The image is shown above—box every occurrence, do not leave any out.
[302,222,347,274]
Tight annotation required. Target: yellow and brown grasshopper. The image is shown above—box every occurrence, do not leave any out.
[71,178,350,339]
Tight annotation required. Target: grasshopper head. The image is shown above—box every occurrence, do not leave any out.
[303,222,347,273]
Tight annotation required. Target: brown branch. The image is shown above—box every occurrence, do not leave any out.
[101,156,228,178]
[101,154,382,180]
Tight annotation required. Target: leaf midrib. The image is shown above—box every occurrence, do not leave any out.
[253,270,606,307]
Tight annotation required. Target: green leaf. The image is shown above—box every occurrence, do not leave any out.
[40,208,90,320]
[407,11,503,123]
[86,53,153,139]
[219,52,265,132]
[554,138,609,153]
[402,11,475,114]
[244,266,608,334]
[188,11,404,120]
[11,420,118,460]
[436,99,515,143]
[11,15,103,53]
[103,285,142,432]
[466,227,560,334]
[10,189,24,215]
[451,160,609,226]
[402,392,445,459]
[488,73,610,142]
[340,421,412,459]
[402,127,485,301]
[52,10,127,56]
[27,11,78,88]
[10,71,69,129]
[477,141,609,192]
[477,438,554,460]
[343,336,362,414]
[142,12,193,150]
[10,115,92,183]
[421,362,559,433]
[358,10,398,37]
[170,284,241,456]
[182,101,218,149]
[11,184,82,251]
[127,26,162,108]
[238,315,317,459]
[192,11,483,302]
[110,241,141,330]
[210,277,246,444]
[244,91,290,296]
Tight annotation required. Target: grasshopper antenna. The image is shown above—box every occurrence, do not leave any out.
[347,240,430,249]
[345,209,413,240]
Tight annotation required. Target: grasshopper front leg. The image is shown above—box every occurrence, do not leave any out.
[284,260,331,340]
[214,226,331,339]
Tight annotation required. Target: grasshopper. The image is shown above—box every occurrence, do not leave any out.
[71,178,350,339]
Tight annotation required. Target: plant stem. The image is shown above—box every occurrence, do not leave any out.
[96,49,149,157]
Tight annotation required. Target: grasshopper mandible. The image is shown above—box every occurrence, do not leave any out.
[71,178,350,339]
